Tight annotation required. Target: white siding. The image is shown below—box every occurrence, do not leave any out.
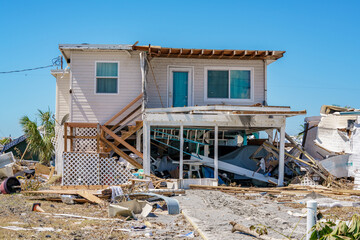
[146,58,265,108]
[70,51,142,123]
[67,51,266,123]
[55,73,70,122]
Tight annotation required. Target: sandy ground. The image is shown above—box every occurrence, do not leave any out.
[2,189,360,239]
[0,194,199,240]
[176,190,308,239]
[175,190,360,240]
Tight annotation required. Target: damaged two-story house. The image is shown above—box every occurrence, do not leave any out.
[51,43,305,187]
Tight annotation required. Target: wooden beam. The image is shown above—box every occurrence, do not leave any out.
[177,48,183,57]
[101,126,143,159]
[96,124,100,153]
[199,49,204,58]
[69,126,74,151]
[218,50,225,59]
[238,50,247,59]
[229,50,236,59]
[166,48,172,57]
[50,185,129,190]
[104,93,143,126]
[249,50,258,59]
[110,104,142,131]
[64,122,68,152]
[187,49,194,58]
[208,49,215,58]
[67,123,98,128]
[232,110,307,115]
[100,137,143,169]
[77,190,105,205]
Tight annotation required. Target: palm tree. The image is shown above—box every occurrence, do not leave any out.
[19,109,55,165]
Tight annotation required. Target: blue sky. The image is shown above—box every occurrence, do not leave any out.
[0,0,359,138]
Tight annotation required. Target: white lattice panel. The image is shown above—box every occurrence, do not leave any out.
[63,152,99,185]
[73,127,98,152]
[63,152,133,186]
[99,158,132,185]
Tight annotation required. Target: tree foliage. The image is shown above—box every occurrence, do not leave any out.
[19,109,55,164]
[311,214,360,240]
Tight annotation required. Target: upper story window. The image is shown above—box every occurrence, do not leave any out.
[96,62,118,94]
[206,67,252,100]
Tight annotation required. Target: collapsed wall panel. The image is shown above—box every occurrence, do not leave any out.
[315,115,358,153]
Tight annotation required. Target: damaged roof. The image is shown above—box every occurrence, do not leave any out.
[59,43,285,62]
[133,45,285,60]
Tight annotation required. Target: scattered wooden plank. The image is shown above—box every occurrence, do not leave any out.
[35,163,50,175]
[49,185,129,191]
[24,189,99,195]
[77,190,105,205]
[48,167,55,180]
[45,198,89,203]
[189,184,360,197]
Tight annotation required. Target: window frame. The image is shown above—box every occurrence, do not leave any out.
[204,66,254,103]
[94,61,120,95]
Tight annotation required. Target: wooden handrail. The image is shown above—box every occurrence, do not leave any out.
[100,137,143,169]
[110,104,142,131]
[104,93,143,126]
[101,125,143,159]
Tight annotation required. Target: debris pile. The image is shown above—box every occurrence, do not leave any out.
[303,105,360,188]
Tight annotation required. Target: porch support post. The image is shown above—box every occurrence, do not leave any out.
[143,121,151,175]
[136,128,143,152]
[278,125,286,186]
[179,125,184,180]
[214,125,219,182]
[204,131,209,157]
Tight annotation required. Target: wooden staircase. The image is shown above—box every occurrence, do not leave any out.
[99,93,144,169]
